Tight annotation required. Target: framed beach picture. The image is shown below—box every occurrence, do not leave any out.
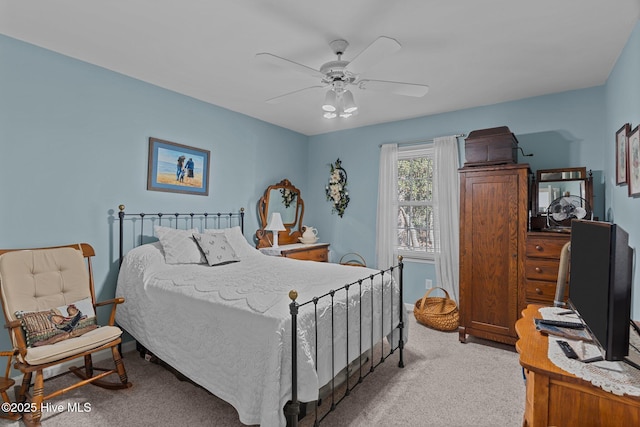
[147,137,210,196]
[616,123,630,185]
[628,125,640,197]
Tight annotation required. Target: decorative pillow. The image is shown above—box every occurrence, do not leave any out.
[204,226,258,259]
[154,226,206,264]
[15,297,98,347]
[193,233,240,266]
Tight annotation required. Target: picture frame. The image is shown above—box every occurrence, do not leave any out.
[615,123,630,185]
[147,137,210,196]
[628,125,640,197]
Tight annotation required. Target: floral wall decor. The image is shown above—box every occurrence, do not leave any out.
[280,187,297,208]
[325,158,350,217]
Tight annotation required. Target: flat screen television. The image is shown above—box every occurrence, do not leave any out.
[568,219,633,361]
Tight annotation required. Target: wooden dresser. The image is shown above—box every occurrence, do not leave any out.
[458,164,529,345]
[516,304,640,427]
[259,243,329,262]
[524,231,570,306]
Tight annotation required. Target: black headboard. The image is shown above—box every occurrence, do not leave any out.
[118,204,245,266]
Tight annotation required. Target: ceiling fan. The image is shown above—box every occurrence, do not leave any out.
[256,36,429,119]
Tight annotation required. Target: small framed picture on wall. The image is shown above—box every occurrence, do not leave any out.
[628,125,640,197]
[615,123,630,185]
[147,137,210,196]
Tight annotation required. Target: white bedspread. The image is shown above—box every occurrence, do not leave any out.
[115,240,406,427]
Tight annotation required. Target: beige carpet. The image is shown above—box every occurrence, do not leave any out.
[0,317,525,426]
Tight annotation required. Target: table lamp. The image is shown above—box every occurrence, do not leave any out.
[266,212,286,248]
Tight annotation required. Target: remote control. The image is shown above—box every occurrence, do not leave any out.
[556,340,579,359]
[535,318,585,329]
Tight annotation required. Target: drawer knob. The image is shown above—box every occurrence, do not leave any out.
[535,245,543,251]
[536,288,542,295]
[535,267,542,273]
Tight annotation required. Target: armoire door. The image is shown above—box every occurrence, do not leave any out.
[459,164,528,345]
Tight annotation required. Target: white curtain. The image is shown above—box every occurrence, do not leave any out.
[433,136,460,303]
[376,143,398,270]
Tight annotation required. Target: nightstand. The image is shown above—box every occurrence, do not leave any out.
[260,243,330,262]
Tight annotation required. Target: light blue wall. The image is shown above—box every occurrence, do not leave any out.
[306,87,607,306]
[0,35,308,350]
[1,17,639,350]
[604,21,640,317]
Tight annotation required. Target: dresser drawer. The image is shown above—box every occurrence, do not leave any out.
[282,246,328,262]
[526,235,570,259]
[524,258,562,282]
[524,279,557,302]
[524,279,569,304]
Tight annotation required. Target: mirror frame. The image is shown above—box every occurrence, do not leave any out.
[255,179,305,248]
[531,167,594,230]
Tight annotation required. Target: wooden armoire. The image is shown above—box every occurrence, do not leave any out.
[458,163,529,345]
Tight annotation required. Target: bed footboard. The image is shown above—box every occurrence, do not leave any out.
[286,258,404,426]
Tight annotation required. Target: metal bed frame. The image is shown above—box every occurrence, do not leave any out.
[117,205,404,426]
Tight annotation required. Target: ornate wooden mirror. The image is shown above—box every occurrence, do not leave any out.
[531,167,594,230]
[256,179,305,248]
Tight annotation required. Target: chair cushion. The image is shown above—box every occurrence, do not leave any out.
[0,247,91,323]
[23,325,122,365]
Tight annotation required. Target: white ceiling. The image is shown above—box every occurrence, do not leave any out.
[2,1,639,136]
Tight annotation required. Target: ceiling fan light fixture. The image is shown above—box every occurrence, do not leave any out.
[322,90,337,112]
[342,90,358,113]
[259,36,430,124]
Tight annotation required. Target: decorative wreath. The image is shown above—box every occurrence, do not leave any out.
[325,158,350,217]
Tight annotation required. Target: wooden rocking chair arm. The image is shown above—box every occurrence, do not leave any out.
[95,297,125,326]
[95,297,125,307]
[5,319,21,329]
[4,321,28,358]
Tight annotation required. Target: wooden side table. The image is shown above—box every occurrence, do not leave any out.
[516,305,640,426]
[260,243,329,262]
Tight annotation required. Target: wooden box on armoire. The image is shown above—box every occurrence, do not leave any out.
[463,126,519,167]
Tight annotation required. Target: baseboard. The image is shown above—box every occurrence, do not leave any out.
[11,340,137,384]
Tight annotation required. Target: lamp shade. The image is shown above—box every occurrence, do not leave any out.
[266,212,286,231]
[266,212,286,248]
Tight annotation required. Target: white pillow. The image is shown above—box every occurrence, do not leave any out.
[204,226,258,259]
[193,233,240,266]
[154,226,205,264]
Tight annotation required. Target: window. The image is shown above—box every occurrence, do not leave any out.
[397,145,437,259]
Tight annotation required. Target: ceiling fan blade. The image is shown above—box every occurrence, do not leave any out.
[265,85,325,104]
[358,79,429,97]
[346,36,401,75]
[256,53,325,79]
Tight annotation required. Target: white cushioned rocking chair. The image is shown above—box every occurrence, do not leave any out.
[0,243,131,425]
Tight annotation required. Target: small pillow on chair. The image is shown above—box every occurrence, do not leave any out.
[193,233,240,266]
[15,297,98,347]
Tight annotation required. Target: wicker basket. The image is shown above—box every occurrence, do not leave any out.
[339,252,366,267]
[414,287,459,332]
